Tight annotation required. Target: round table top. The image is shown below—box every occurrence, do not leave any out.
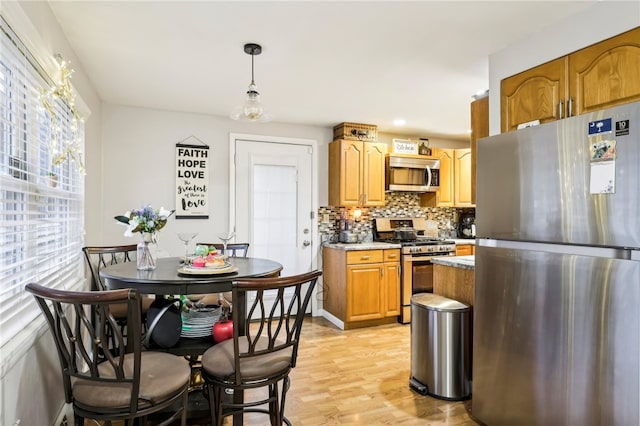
[100,256,283,294]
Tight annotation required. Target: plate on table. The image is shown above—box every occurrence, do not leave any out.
[177,262,238,276]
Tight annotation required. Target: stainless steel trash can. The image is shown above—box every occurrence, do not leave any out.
[410,293,471,400]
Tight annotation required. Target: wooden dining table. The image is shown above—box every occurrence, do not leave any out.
[100,255,283,424]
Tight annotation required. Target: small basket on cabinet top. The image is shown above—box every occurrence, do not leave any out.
[333,122,378,142]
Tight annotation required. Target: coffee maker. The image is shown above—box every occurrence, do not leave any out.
[458,213,476,239]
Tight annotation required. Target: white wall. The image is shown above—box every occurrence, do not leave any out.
[0,2,102,426]
[98,104,332,257]
[4,0,637,424]
[488,1,640,135]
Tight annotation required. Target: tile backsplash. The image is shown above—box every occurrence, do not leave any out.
[318,192,475,243]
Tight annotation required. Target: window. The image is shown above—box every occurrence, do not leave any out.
[0,16,85,347]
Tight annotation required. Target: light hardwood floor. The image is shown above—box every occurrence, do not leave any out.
[85,317,480,425]
[178,317,481,425]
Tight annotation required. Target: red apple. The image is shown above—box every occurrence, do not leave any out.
[212,318,233,343]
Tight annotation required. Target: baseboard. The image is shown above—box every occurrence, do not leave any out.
[53,403,72,426]
[320,310,344,330]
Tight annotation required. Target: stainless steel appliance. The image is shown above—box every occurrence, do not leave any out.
[385,154,440,192]
[373,217,455,323]
[457,213,475,239]
[474,101,640,425]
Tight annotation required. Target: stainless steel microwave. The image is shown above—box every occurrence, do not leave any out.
[385,155,440,192]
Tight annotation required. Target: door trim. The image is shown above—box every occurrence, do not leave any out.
[228,133,320,314]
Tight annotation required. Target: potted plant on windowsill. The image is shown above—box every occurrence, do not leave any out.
[47,172,58,188]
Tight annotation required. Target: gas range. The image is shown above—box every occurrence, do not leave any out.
[373,217,457,324]
[372,217,456,255]
[375,238,456,255]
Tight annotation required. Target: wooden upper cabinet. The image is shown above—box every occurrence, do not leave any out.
[329,139,386,207]
[569,26,640,115]
[470,94,488,204]
[501,57,567,132]
[454,148,474,207]
[501,26,640,132]
[422,148,472,208]
[362,142,386,206]
[432,148,454,207]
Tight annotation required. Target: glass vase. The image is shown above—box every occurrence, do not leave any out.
[137,232,156,270]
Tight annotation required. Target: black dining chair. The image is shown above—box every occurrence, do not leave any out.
[201,269,321,426]
[82,245,154,343]
[26,283,190,426]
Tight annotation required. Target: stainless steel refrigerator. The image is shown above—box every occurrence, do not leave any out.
[474,101,640,425]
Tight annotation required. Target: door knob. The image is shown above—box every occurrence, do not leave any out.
[302,240,311,247]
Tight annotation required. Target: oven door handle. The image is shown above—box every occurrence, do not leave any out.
[424,165,432,189]
[404,255,434,262]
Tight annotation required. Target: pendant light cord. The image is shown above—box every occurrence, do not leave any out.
[250,49,255,85]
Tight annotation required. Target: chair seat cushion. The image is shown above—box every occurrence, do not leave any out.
[72,352,190,410]
[202,337,293,382]
[108,296,154,320]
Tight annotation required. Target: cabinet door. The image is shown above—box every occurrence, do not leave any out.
[434,148,454,207]
[454,149,474,207]
[569,27,640,115]
[329,140,362,206]
[362,142,386,206]
[383,261,401,317]
[501,57,568,132]
[346,264,383,321]
[470,95,488,204]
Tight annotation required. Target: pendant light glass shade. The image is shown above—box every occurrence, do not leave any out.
[230,43,271,122]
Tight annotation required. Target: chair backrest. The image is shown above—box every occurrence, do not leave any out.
[25,283,143,411]
[231,270,321,383]
[198,243,250,257]
[82,245,138,291]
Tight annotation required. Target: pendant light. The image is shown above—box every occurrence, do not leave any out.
[230,43,270,122]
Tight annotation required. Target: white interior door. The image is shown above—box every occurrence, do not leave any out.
[232,136,316,313]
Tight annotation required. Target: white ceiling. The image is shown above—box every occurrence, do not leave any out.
[46,0,597,141]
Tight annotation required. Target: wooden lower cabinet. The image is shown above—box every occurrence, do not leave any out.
[323,247,400,329]
[455,244,475,256]
[433,264,474,308]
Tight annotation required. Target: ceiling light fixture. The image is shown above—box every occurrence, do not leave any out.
[230,43,270,122]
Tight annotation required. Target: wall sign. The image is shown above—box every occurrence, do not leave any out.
[175,137,209,219]
[392,139,418,154]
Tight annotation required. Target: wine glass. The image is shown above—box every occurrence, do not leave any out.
[177,232,198,262]
[217,231,236,259]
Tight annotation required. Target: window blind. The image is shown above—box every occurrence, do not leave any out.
[0,16,85,347]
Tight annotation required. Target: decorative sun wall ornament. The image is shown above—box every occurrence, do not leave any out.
[40,54,85,174]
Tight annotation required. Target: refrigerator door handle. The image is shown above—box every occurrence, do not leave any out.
[478,238,635,260]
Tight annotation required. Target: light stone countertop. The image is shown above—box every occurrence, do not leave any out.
[431,255,475,270]
[450,239,476,245]
[323,242,402,251]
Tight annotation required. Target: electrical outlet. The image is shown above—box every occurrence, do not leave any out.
[59,415,69,426]
[322,213,330,223]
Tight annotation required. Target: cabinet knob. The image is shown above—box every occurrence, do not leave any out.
[361,256,370,260]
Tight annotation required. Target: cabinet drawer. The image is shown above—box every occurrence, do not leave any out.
[456,244,474,256]
[384,249,400,262]
[347,250,383,264]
